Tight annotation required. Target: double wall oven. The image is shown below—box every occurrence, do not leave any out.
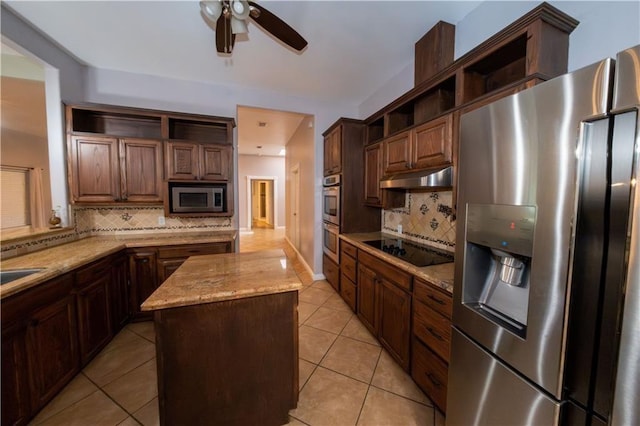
[322,174,340,263]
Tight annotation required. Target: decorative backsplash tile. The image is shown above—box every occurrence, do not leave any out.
[74,206,233,235]
[382,191,456,252]
[1,205,234,259]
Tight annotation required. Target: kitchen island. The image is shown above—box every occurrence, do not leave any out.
[141,249,302,426]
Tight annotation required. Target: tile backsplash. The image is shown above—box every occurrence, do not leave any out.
[382,191,456,252]
[1,205,234,259]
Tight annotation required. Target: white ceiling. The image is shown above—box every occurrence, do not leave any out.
[4,1,482,156]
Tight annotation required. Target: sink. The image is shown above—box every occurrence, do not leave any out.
[0,268,44,285]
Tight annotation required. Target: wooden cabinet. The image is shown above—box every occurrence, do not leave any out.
[382,113,454,176]
[165,142,231,181]
[156,242,233,283]
[120,138,163,202]
[75,258,113,365]
[339,241,358,312]
[411,278,453,412]
[2,323,30,426]
[323,126,342,176]
[322,254,340,293]
[357,250,412,370]
[69,135,121,203]
[364,142,405,209]
[68,136,162,203]
[128,249,158,321]
[110,253,130,332]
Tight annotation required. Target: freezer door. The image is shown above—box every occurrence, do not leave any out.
[447,328,561,426]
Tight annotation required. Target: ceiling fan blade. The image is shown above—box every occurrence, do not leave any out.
[247,1,307,51]
[215,14,235,54]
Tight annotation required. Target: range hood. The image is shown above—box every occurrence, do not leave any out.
[380,166,453,189]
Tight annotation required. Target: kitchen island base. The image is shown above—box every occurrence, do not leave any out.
[153,291,299,426]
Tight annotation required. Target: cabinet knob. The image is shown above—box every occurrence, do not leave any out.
[427,326,444,341]
[427,294,446,305]
[426,372,442,388]
[141,259,149,263]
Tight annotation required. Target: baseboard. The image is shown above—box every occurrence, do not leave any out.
[276,225,286,230]
[284,237,324,281]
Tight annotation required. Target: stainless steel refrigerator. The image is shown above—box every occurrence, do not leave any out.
[447,45,639,425]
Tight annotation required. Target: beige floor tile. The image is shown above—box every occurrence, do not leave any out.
[322,293,353,312]
[341,316,380,346]
[356,386,434,426]
[133,397,159,426]
[126,321,155,342]
[37,390,128,426]
[290,367,369,426]
[298,287,334,305]
[118,416,142,426]
[371,351,431,405]
[320,336,382,383]
[298,325,338,364]
[31,374,99,424]
[299,358,317,390]
[83,334,156,387]
[100,329,146,354]
[305,307,352,334]
[285,416,308,426]
[298,301,320,325]
[102,358,158,413]
[435,408,446,426]
[311,280,334,292]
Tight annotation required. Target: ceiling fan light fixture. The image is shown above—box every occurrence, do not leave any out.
[200,1,222,21]
[230,0,250,20]
[231,16,248,34]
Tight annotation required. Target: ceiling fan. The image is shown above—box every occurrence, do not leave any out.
[199,1,308,55]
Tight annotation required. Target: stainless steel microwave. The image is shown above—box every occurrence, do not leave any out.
[169,183,225,214]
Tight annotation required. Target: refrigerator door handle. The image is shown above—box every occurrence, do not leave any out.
[610,110,640,426]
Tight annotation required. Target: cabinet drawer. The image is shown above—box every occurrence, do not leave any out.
[340,274,357,312]
[414,278,452,319]
[340,241,358,259]
[75,257,113,285]
[412,337,448,413]
[358,250,412,291]
[157,242,231,259]
[413,300,451,362]
[341,253,357,283]
[323,254,340,292]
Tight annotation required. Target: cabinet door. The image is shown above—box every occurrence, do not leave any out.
[323,254,340,292]
[329,127,342,174]
[357,263,378,335]
[157,258,186,284]
[383,131,412,174]
[412,114,453,170]
[378,278,412,371]
[364,143,383,206]
[323,134,332,176]
[69,135,120,202]
[110,254,130,332]
[76,275,112,365]
[120,138,163,202]
[2,323,31,426]
[129,250,158,320]
[200,144,231,181]
[26,295,79,411]
[166,141,199,180]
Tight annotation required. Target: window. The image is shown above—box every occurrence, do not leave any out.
[0,167,30,230]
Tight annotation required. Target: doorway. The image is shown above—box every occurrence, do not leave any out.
[289,164,300,250]
[247,177,276,230]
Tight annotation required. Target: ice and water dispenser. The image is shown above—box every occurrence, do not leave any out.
[462,204,536,338]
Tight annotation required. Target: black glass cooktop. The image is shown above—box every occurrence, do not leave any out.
[363,237,454,267]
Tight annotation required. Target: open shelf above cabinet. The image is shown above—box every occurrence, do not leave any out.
[71,108,162,139]
[168,117,232,145]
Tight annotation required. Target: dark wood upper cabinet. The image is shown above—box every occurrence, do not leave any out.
[120,138,163,202]
[364,142,405,209]
[323,126,342,176]
[412,113,453,169]
[69,135,121,203]
[200,144,232,181]
[165,142,231,182]
[383,131,412,174]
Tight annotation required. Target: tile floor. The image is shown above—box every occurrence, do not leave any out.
[29,229,445,425]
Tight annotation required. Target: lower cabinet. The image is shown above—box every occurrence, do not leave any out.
[322,254,340,292]
[357,250,412,371]
[75,258,113,365]
[110,253,130,332]
[339,241,358,312]
[2,322,31,426]
[411,277,453,412]
[128,249,158,321]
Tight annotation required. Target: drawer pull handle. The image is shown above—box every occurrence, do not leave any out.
[426,373,442,388]
[427,294,446,305]
[427,326,444,341]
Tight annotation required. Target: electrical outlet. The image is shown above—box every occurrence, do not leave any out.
[158,216,166,226]
[397,224,403,234]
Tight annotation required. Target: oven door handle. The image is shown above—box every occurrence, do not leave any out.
[324,222,339,233]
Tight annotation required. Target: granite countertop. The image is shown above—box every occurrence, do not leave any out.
[340,232,455,294]
[0,231,237,299]
[141,249,303,311]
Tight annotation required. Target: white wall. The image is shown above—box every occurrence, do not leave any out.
[359,1,640,118]
[238,154,285,229]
